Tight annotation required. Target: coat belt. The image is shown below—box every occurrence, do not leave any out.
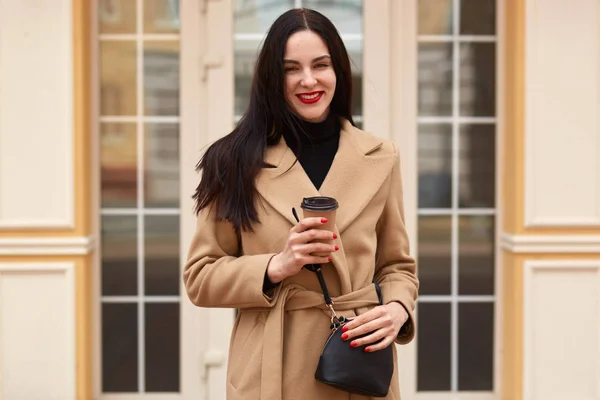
[260,283,381,400]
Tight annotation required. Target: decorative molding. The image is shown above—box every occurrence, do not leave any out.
[0,262,76,400]
[523,0,600,228]
[0,236,95,255]
[501,233,600,253]
[523,260,600,399]
[0,0,75,230]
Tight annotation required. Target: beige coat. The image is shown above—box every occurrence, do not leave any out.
[184,119,419,400]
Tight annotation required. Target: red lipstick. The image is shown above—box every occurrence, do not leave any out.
[296,91,324,104]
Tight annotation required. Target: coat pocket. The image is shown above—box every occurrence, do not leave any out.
[228,311,265,390]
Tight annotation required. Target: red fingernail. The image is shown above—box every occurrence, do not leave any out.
[341,333,348,340]
[333,233,338,239]
[328,257,333,262]
[334,245,339,251]
[342,326,348,333]
[321,218,328,223]
[365,348,371,353]
[350,342,358,348]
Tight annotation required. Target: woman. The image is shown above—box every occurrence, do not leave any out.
[184,8,419,400]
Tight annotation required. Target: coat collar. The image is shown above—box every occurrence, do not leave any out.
[256,118,397,234]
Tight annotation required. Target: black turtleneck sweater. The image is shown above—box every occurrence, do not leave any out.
[263,113,341,292]
[290,113,341,190]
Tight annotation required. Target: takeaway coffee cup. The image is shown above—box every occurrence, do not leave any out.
[301,196,339,257]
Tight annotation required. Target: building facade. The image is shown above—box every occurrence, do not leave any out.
[0,0,599,399]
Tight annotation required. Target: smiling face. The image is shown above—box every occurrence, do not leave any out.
[283,30,337,123]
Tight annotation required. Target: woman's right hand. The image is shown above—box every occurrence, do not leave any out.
[266,217,339,284]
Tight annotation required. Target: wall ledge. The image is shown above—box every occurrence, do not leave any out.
[501,232,600,253]
[0,236,95,255]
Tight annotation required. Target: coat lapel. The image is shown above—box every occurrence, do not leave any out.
[255,119,397,233]
[256,140,320,226]
[318,120,397,233]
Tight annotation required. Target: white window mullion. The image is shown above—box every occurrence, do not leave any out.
[418,35,496,43]
[135,0,145,393]
[450,0,461,392]
[418,208,495,216]
[418,295,495,303]
[100,116,180,123]
[418,116,496,124]
[102,296,180,303]
[101,208,180,216]
[99,34,180,41]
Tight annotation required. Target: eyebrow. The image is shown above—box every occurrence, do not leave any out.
[283,55,331,64]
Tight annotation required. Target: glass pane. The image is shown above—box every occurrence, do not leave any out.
[459,124,495,208]
[349,50,363,116]
[145,303,180,392]
[234,39,259,116]
[417,302,451,391]
[418,0,453,35]
[102,303,138,392]
[418,124,452,208]
[145,124,180,208]
[458,302,494,390]
[99,0,136,34]
[102,216,138,296]
[144,0,180,34]
[304,0,363,34]
[418,43,453,116]
[144,41,180,116]
[145,216,180,295]
[418,216,452,295]
[101,123,138,208]
[101,41,137,116]
[459,43,495,117]
[234,0,294,34]
[460,0,496,35]
[459,216,494,295]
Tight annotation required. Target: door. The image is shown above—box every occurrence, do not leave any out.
[395,0,499,398]
[97,0,228,398]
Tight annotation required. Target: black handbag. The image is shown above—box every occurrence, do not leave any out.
[290,207,394,396]
[307,265,394,397]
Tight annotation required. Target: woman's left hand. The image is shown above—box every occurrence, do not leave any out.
[340,302,409,352]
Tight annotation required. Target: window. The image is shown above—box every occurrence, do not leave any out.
[417,0,496,392]
[98,0,181,393]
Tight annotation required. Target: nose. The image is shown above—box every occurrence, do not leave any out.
[300,69,317,88]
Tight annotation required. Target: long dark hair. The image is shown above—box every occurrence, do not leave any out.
[193,8,355,231]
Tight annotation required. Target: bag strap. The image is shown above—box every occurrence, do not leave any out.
[292,208,382,323]
[314,267,333,305]
[309,265,383,307]
[307,263,383,323]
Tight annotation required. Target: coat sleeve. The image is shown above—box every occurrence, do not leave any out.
[374,149,419,345]
[183,205,281,309]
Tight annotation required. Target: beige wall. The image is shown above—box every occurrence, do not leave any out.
[501,0,600,399]
[0,0,93,399]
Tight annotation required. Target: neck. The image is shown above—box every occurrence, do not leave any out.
[295,113,340,146]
